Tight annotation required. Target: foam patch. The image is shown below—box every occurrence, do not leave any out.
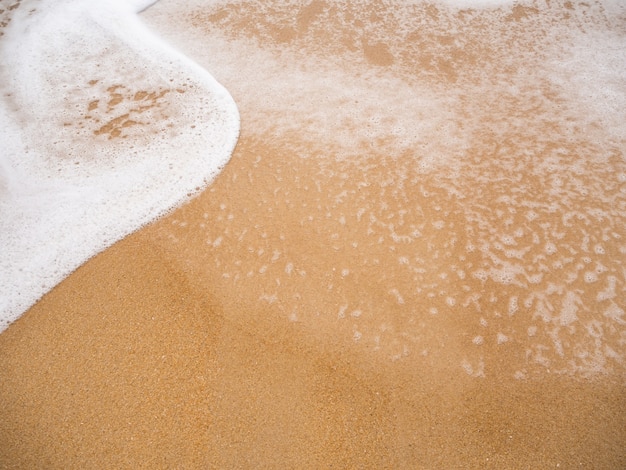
[0,0,240,331]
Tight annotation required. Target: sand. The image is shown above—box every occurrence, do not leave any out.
[0,201,624,468]
[2,0,626,468]
[0,232,624,468]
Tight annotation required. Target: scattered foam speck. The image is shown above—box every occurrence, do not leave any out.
[139,0,626,379]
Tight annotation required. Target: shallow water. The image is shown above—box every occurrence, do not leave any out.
[0,0,239,327]
[141,0,626,379]
[1,0,624,380]
[0,1,625,467]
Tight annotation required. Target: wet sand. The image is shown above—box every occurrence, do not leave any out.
[0,206,624,468]
[0,232,624,468]
[2,0,626,467]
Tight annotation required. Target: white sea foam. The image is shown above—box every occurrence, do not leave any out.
[138,0,626,378]
[0,0,239,332]
[428,0,516,7]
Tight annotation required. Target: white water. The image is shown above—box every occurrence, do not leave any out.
[0,0,239,331]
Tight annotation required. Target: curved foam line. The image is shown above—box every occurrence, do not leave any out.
[0,0,240,332]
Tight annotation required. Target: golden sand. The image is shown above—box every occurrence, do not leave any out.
[2,0,626,467]
[2,131,625,466]
[1,227,625,468]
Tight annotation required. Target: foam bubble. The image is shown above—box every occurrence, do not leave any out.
[596,276,617,302]
[0,0,239,331]
[604,303,626,325]
[583,271,598,283]
[545,242,557,255]
[559,292,580,326]
[338,304,348,319]
[285,262,294,275]
[472,269,489,282]
[497,333,509,344]
[429,0,516,7]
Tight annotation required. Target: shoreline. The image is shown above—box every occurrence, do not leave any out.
[1,0,625,467]
[1,227,624,467]
[1,131,625,466]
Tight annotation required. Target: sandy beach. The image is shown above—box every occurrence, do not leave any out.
[1,0,626,467]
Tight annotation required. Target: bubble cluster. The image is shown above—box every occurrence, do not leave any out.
[140,0,626,379]
[0,0,239,329]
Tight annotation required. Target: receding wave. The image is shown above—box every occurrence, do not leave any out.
[0,0,240,331]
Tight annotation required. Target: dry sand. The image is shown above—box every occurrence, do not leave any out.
[2,0,626,468]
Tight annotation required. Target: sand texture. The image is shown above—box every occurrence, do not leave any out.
[2,0,626,467]
[0,236,624,468]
